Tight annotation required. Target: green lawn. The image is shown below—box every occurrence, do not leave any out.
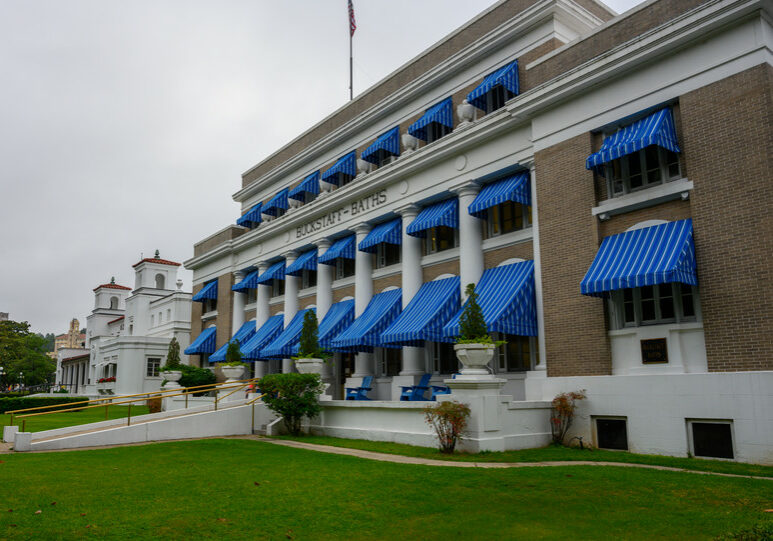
[0,439,771,540]
[1,405,150,433]
[276,435,773,478]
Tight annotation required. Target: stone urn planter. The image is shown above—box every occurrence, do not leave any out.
[454,343,495,376]
[295,358,325,374]
[220,365,245,383]
[161,370,182,389]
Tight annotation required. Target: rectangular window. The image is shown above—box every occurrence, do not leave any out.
[609,284,699,329]
[338,172,355,187]
[146,357,160,378]
[605,146,682,198]
[301,269,317,289]
[485,85,515,113]
[378,348,402,377]
[203,298,217,314]
[428,342,458,375]
[271,279,285,298]
[426,122,451,144]
[246,288,257,305]
[335,258,356,280]
[484,201,531,239]
[422,226,458,255]
[690,421,734,459]
[494,334,532,372]
[596,418,629,450]
[376,243,401,269]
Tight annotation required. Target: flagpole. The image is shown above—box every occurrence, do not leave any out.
[349,25,353,100]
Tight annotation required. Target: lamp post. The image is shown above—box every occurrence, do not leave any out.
[19,371,23,392]
[0,366,4,392]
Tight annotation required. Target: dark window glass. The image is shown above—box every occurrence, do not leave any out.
[608,159,624,196]
[645,146,661,184]
[384,349,401,377]
[627,153,643,189]
[246,288,257,305]
[658,284,675,320]
[623,289,635,324]
[426,123,451,144]
[597,419,629,450]
[271,279,285,297]
[488,205,501,237]
[377,243,401,268]
[692,422,734,459]
[681,284,695,317]
[336,258,355,279]
[424,226,457,254]
[666,150,680,178]
[204,298,217,313]
[339,172,354,187]
[302,270,317,289]
[437,342,458,374]
[505,335,530,372]
[640,286,656,321]
[485,85,515,113]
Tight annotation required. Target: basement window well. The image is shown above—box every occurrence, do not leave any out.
[595,417,629,450]
[688,420,734,459]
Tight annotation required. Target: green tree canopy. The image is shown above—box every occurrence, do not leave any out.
[0,320,56,386]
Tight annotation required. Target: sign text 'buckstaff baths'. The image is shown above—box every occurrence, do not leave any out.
[295,190,388,239]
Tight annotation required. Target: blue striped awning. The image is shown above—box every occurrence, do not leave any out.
[331,289,402,352]
[382,277,460,346]
[585,108,681,171]
[262,188,289,217]
[285,249,318,276]
[408,97,453,141]
[241,316,284,360]
[361,126,400,164]
[442,261,537,338]
[468,172,530,217]
[232,270,259,292]
[291,300,355,355]
[236,203,262,228]
[288,171,320,202]
[358,218,401,253]
[208,321,257,363]
[318,235,356,265]
[255,261,286,285]
[321,151,357,184]
[406,199,459,237]
[192,280,218,302]
[261,309,314,359]
[184,326,217,355]
[467,59,519,112]
[581,219,697,297]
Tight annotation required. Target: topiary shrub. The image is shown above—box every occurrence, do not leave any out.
[258,373,323,436]
[160,338,182,372]
[457,283,495,344]
[294,311,327,360]
[424,401,471,453]
[221,340,245,367]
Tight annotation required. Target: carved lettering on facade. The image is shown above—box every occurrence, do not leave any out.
[295,190,388,239]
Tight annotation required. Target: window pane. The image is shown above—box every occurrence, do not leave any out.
[384,243,401,266]
[628,154,643,189]
[681,284,695,317]
[386,349,401,377]
[438,342,458,374]
[640,286,656,321]
[488,205,501,236]
[623,289,635,323]
[501,202,516,233]
[505,335,530,372]
[645,146,661,184]
[659,284,675,320]
[436,226,455,252]
[666,151,680,178]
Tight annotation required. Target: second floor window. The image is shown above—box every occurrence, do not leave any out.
[203,298,217,314]
[484,201,531,239]
[485,85,515,113]
[426,123,451,144]
[335,258,356,280]
[422,226,458,255]
[606,146,681,198]
[375,243,401,269]
[301,269,317,289]
[428,342,458,375]
[608,284,699,329]
[271,279,285,298]
[146,357,160,377]
[246,288,257,305]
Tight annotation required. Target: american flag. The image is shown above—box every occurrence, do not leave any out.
[348,0,356,37]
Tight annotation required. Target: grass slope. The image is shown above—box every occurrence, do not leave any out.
[1,406,149,433]
[275,435,773,478]
[0,439,771,540]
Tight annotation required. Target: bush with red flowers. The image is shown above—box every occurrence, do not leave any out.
[97,377,116,383]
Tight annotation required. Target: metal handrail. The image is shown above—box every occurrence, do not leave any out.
[213,380,256,410]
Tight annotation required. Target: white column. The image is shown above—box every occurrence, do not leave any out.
[282,251,299,373]
[315,239,333,320]
[397,205,425,376]
[231,270,246,331]
[454,184,484,299]
[352,223,374,378]
[529,165,547,372]
[254,262,271,379]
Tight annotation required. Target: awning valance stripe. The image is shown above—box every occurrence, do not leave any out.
[285,249,318,276]
[381,276,460,345]
[321,151,357,184]
[406,199,459,237]
[288,171,321,202]
[184,326,217,355]
[361,126,400,164]
[580,219,697,296]
[209,321,257,363]
[467,59,519,112]
[358,218,402,253]
[192,280,218,302]
[442,261,537,337]
[236,203,263,228]
[331,289,402,352]
[262,188,289,217]
[585,108,681,171]
[318,235,356,265]
[232,270,260,292]
[261,309,314,359]
[408,97,453,141]
[318,300,355,350]
[255,261,286,285]
[468,172,530,217]
[241,316,284,360]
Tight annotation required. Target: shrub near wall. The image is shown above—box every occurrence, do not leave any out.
[0,396,87,414]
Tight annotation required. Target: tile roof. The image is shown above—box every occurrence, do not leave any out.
[62,352,89,362]
[93,283,132,292]
[132,257,181,268]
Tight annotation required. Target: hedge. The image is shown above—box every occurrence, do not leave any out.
[0,396,88,414]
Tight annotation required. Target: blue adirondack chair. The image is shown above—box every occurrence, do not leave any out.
[345,376,373,400]
[400,374,432,401]
[431,374,457,400]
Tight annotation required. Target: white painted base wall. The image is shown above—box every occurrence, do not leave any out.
[525,371,773,465]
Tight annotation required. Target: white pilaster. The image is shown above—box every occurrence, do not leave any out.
[282,251,299,373]
[255,262,271,329]
[528,165,547,373]
[397,205,425,376]
[231,270,246,331]
[353,224,375,378]
[315,239,333,320]
[454,184,484,299]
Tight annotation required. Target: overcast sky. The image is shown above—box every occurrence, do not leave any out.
[0,0,643,334]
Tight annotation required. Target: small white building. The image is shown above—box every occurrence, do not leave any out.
[59,251,193,396]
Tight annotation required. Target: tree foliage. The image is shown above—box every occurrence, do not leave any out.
[258,373,323,436]
[458,283,490,343]
[424,401,471,454]
[296,311,326,359]
[550,390,587,445]
[224,340,243,365]
[0,320,56,386]
[178,364,216,393]
[162,338,182,371]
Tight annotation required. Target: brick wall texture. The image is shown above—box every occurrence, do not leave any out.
[189,284,203,367]
[483,241,533,268]
[679,65,773,371]
[215,273,235,351]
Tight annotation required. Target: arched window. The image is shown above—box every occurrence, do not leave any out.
[109,296,119,310]
[155,274,165,289]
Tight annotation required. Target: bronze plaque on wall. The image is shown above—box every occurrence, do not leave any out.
[641,338,668,364]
